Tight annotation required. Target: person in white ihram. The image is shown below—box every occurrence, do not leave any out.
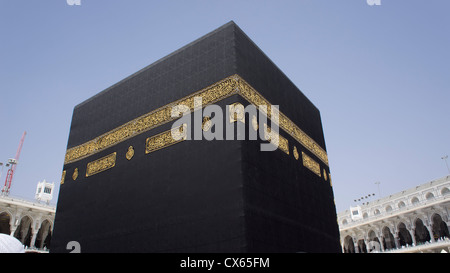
[0,234,25,253]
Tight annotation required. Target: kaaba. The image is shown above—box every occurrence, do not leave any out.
[51,21,341,253]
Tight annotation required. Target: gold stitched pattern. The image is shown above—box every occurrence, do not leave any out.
[293,146,299,160]
[302,151,321,177]
[251,115,259,131]
[72,168,79,181]
[202,116,212,131]
[86,152,117,177]
[64,76,238,165]
[229,102,245,123]
[279,136,289,155]
[145,124,187,154]
[237,77,328,166]
[64,74,328,166]
[264,124,289,155]
[126,146,134,160]
[60,170,66,185]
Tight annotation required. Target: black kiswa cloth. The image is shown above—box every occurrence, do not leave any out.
[51,21,340,253]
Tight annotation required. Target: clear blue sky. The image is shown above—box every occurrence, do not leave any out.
[0,0,449,212]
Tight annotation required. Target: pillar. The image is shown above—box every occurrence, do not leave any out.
[9,227,17,237]
[394,235,400,249]
[379,235,385,252]
[30,230,39,249]
[425,224,435,243]
[364,238,370,252]
[40,229,50,249]
[9,217,16,237]
[410,228,417,246]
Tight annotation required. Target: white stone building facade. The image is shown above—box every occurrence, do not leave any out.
[0,195,56,252]
[338,175,450,253]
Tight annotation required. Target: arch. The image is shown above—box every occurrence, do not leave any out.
[425,192,434,200]
[398,201,406,209]
[343,235,355,253]
[385,205,393,212]
[357,239,367,253]
[363,212,369,219]
[0,212,12,235]
[368,230,378,241]
[441,187,450,196]
[431,213,450,240]
[35,219,53,249]
[411,197,420,205]
[374,209,381,215]
[397,222,413,247]
[382,226,396,250]
[13,215,33,247]
[367,230,381,252]
[342,219,348,225]
[16,214,35,226]
[414,218,431,244]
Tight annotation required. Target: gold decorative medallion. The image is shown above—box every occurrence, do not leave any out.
[61,170,66,185]
[229,102,245,123]
[72,168,78,181]
[323,169,328,181]
[126,146,134,160]
[293,146,299,160]
[251,115,258,131]
[202,116,212,131]
[86,152,117,177]
[302,151,321,177]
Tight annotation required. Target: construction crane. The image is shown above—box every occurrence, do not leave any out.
[2,131,26,196]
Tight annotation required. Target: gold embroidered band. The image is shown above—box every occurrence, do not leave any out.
[64,74,328,166]
[64,76,238,165]
[302,151,321,177]
[264,124,289,155]
[145,124,187,154]
[86,152,117,177]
